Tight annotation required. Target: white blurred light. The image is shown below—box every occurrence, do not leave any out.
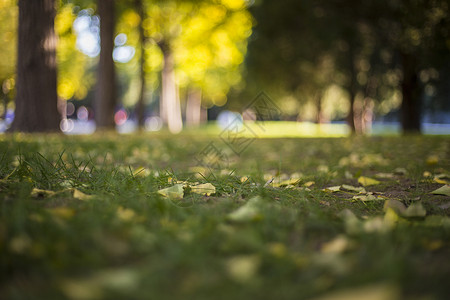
[77,106,89,121]
[60,119,74,133]
[217,111,243,131]
[145,116,163,131]
[113,46,135,63]
[114,33,127,46]
[66,102,75,116]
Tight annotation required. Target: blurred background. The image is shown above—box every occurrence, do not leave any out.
[1,0,449,135]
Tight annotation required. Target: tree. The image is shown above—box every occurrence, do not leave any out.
[9,0,60,132]
[95,0,117,129]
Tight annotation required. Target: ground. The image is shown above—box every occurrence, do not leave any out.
[0,132,449,299]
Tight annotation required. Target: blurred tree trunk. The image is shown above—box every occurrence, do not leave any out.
[160,44,182,133]
[346,46,357,134]
[134,0,146,129]
[186,88,203,127]
[9,0,60,133]
[95,0,116,130]
[314,92,324,124]
[400,52,421,133]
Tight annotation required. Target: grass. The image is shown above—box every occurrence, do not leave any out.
[0,132,449,300]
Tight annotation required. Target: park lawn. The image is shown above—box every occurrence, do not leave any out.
[0,133,449,300]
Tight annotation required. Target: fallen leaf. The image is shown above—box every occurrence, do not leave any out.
[341,184,366,193]
[310,283,399,300]
[304,181,315,187]
[73,189,93,201]
[393,167,407,175]
[403,202,426,217]
[431,185,450,197]
[352,194,383,201]
[426,155,439,165]
[384,199,406,215]
[117,206,136,221]
[158,184,184,199]
[132,167,150,177]
[190,183,216,196]
[433,174,450,185]
[228,196,264,222]
[271,178,301,187]
[321,235,349,254]
[225,255,260,283]
[375,172,395,179]
[47,207,75,219]
[358,176,380,186]
[31,188,56,198]
[324,186,341,192]
[423,171,432,178]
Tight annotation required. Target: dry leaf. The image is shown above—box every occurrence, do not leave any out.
[403,202,426,217]
[352,194,383,201]
[31,188,56,198]
[384,199,406,215]
[157,184,184,199]
[228,196,264,222]
[73,189,93,201]
[324,186,341,192]
[358,176,380,186]
[225,255,260,283]
[431,185,450,197]
[190,183,216,196]
[341,184,366,193]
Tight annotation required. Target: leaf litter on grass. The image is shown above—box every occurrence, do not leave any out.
[1,135,449,300]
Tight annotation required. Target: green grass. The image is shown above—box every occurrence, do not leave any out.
[0,133,449,299]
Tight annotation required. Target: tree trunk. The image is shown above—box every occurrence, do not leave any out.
[400,52,421,133]
[186,88,202,127]
[160,47,182,133]
[9,0,60,133]
[346,48,357,134]
[95,0,116,130]
[134,0,146,129]
[315,92,324,124]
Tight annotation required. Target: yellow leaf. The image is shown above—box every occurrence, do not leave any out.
[433,174,450,185]
[423,171,432,178]
[352,194,383,201]
[321,235,349,254]
[31,188,56,198]
[310,283,399,300]
[358,176,380,186]
[47,207,75,219]
[426,155,439,165]
[271,178,301,187]
[158,184,184,199]
[375,172,395,179]
[73,189,93,201]
[341,184,366,193]
[324,186,341,192]
[430,185,450,197]
[225,255,261,283]
[117,206,136,221]
[190,183,216,196]
[132,167,150,177]
[304,181,315,187]
[383,199,406,215]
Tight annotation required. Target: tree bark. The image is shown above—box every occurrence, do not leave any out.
[186,88,202,127]
[134,0,146,129]
[160,46,182,133]
[346,48,357,134]
[95,0,116,130]
[400,52,421,133]
[9,0,60,133]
